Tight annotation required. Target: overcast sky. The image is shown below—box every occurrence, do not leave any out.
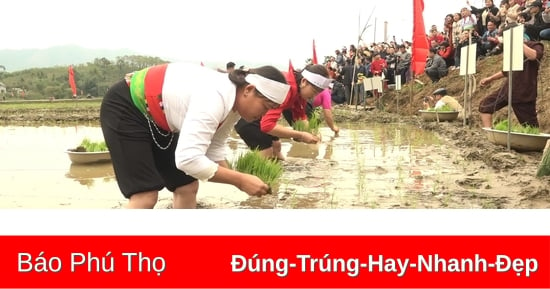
[2,0,494,69]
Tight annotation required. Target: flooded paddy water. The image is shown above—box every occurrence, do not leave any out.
[1,119,549,209]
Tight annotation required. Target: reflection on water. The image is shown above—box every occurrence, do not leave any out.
[0,122,456,208]
[65,163,115,187]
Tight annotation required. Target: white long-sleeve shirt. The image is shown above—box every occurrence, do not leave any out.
[160,63,241,181]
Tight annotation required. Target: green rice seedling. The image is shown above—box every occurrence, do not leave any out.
[292,120,309,132]
[78,138,108,152]
[427,104,454,112]
[292,107,322,134]
[493,119,540,135]
[350,130,367,197]
[511,123,540,134]
[493,119,509,131]
[233,150,283,188]
[308,107,322,134]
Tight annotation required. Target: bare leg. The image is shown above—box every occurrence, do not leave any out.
[271,140,285,161]
[258,147,275,159]
[480,113,493,128]
[173,181,199,209]
[127,191,159,209]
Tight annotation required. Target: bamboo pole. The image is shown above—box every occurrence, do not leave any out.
[463,32,471,127]
[506,27,515,151]
[349,8,376,108]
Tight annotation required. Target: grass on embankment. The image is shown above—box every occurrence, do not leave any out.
[0,98,102,111]
[0,99,103,125]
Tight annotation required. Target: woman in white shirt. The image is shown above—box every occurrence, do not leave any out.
[460,7,478,31]
[100,63,290,209]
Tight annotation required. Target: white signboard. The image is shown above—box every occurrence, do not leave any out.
[395,75,401,91]
[363,76,384,91]
[503,24,524,72]
[459,43,477,76]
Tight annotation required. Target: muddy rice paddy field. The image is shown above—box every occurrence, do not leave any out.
[0,100,549,209]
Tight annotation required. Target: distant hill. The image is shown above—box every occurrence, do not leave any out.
[0,45,292,73]
[0,45,138,72]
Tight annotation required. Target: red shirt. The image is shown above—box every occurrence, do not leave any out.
[260,70,307,132]
[370,59,387,76]
[438,46,454,59]
[428,33,445,44]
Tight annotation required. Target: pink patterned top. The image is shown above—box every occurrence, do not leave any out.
[312,88,332,109]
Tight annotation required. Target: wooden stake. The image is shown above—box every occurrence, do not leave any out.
[536,140,550,177]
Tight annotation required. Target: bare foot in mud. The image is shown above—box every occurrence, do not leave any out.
[274,153,285,161]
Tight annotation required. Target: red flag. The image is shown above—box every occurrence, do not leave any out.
[312,39,318,64]
[68,65,77,97]
[411,0,429,75]
[200,61,205,67]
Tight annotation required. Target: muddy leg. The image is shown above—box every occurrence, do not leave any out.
[173,181,199,209]
[127,191,158,209]
[480,113,492,128]
[271,140,285,160]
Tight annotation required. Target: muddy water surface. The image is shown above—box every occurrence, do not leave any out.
[0,123,540,208]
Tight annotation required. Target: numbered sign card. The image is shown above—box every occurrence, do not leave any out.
[503,24,524,72]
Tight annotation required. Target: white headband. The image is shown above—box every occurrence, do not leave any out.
[301,69,331,89]
[244,74,290,105]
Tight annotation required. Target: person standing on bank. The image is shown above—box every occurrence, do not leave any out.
[234,64,331,160]
[100,63,290,209]
[478,39,544,128]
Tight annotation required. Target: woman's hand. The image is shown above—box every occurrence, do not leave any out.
[332,126,340,137]
[480,77,491,86]
[238,174,271,197]
[295,132,320,144]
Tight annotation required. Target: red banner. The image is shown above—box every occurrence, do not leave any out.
[68,65,77,97]
[312,39,318,65]
[0,235,548,288]
[411,0,429,75]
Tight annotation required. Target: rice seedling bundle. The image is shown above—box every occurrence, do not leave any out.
[292,107,322,134]
[233,150,283,187]
[308,107,322,134]
[493,120,540,135]
[427,104,454,112]
[78,137,109,152]
[292,120,309,132]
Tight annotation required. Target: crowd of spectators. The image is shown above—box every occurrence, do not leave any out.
[321,0,549,104]
[424,0,549,82]
[322,41,412,105]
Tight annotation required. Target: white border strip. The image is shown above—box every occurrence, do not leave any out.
[1,210,549,235]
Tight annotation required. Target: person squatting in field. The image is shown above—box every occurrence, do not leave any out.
[100,63,290,209]
[234,64,332,160]
[478,35,544,128]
